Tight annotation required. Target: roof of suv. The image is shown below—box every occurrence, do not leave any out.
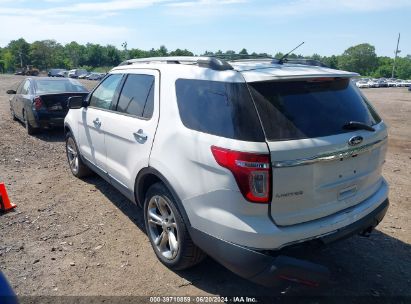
[113,56,358,82]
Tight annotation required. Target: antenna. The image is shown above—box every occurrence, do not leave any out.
[278,42,305,64]
[392,33,401,78]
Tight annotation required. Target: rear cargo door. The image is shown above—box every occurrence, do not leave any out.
[248,78,388,226]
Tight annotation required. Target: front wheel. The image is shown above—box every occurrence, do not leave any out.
[65,132,92,178]
[144,183,206,270]
[10,107,17,121]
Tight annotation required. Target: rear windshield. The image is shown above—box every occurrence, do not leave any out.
[175,79,265,142]
[248,78,381,141]
[35,79,88,94]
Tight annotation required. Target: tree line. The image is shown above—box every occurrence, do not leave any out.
[0,38,410,78]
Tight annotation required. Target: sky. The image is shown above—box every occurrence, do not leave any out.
[0,0,410,57]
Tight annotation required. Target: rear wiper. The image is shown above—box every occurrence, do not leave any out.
[342,121,375,132]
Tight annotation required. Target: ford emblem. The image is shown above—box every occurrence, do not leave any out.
[348,136,363,146]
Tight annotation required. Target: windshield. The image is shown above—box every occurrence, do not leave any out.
[35,79,88,94]
[248,78,381,141]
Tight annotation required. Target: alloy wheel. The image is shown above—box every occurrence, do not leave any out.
[147,195,179,260]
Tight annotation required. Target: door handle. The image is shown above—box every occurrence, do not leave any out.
[93,118,101,127]
[133,129,148,141]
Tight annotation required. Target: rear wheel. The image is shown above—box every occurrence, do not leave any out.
[23,110,37,135]
[144,183,206,270]
[65,132,92,178]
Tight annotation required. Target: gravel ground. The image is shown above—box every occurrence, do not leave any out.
[0,74,410,299]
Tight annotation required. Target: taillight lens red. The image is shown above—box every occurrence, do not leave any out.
[33,96,43,111]
[211,146,271,203]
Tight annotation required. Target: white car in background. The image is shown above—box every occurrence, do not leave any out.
[368,79,380,88]
[356,80,370,88]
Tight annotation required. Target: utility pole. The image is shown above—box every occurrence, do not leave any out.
[121,41,129,60]
[18,51,23,68]
[392,33,401,79]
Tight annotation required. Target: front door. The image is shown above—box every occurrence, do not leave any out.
[77,73,123,173]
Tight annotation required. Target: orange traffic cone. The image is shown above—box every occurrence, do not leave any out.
[0,183,16,213]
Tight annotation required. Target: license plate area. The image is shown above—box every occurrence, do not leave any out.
[338,185,357,200]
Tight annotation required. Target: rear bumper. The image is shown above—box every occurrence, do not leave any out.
[190,198,388,287]
[31,111,67,128]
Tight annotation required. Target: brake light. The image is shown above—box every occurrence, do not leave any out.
[211,146,271,203]
[33,96,43,111]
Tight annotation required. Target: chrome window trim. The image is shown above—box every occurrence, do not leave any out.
[272,137,387,168]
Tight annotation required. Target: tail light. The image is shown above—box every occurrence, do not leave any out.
[211,146,271,203]
[33,96,43,111]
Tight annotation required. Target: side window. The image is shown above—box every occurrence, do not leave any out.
[21,80,30,95]
[16,81,25,94]
[175,79,265,141]
[116,74,155,118]
[89,74,123,110]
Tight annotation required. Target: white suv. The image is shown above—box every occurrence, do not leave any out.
[64,57,389,287]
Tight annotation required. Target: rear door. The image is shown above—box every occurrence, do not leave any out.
[16,80,31,118]
[11,81,24,119]
[248,78,388,226]
[104,70,159,193]
[77,74,123,173]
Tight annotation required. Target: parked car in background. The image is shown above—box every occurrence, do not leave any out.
[387,79,397,87]
[48,69,67,77]
[377,79,388,87]
[86,72,105,81]
[78,72,91,79]
[7,77,88,135]
[57,70,68,78]
[368,79,380,88]
[395,80,404,87]
[356,80,369,88]
[68,69,88,79]
[64,56,389,287]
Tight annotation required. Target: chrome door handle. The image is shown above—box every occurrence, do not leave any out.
[93,118,101,127]
[133,129,148,141]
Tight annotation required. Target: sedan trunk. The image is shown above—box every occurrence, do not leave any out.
[40,93,88,112]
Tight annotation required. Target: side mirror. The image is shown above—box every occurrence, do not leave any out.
[6,89,16,95]
[67,96,87,109]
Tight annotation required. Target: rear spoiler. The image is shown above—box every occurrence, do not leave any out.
[241,71,359,82]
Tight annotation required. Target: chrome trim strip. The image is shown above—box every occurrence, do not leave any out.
[82,155,108,174]
[272,137,387,168]
[108,174,129,190]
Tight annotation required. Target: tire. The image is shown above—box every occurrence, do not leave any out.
[65,132,92,178]
[144,183,206,270]
[23,110,37,135]
[10,107,17,121]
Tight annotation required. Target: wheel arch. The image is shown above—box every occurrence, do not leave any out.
[135,167,191,227]
[64,123,73,136]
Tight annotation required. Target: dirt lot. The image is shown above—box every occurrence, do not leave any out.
[0,74,410,299]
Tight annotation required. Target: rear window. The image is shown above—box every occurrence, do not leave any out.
[35,79,88,94]
[248,78,381,141]
[175,79,265,142]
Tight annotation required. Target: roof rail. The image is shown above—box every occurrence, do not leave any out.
[224,57,329,68]
[119,56,233,71]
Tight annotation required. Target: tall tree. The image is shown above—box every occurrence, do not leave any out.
[338,43,377,76]
[7,38,30,68]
